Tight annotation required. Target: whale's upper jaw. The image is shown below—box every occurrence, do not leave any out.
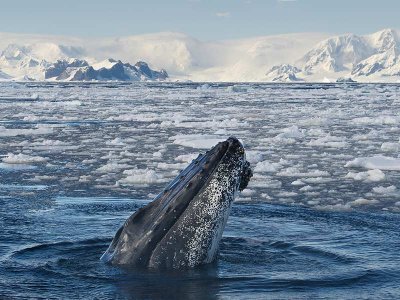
[101,137,250,268]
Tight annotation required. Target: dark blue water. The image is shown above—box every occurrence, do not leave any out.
[1,82,400,299]
[1,195,399,299]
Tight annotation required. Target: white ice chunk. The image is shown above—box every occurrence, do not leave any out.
[308,134,348,148]
[2,153,48,164]
[345,169,385,182]
[254,160,281,173]
[381,142,400,152]
[372,185,396,195]
[276,125,305,139]
[226,85,248,93]
[0,125,53,137]
[349,198,380,206]
[170,134,224,149]
[277,167,330,177]
[118,168,167,185]
[345,156,400,171]
[95,162,131,173]
[352,116,399,125]
[246,151,264,164]
[174,153,199,163]
[106,138,125,145]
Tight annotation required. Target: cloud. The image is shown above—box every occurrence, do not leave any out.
[278,0,297,2]
[216,12,231,18]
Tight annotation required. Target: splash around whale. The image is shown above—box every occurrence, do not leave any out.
[101,137,252,269]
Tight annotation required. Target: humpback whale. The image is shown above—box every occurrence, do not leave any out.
[101,137,252,269]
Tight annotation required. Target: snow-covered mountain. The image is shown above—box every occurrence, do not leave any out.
[268,29,400,82]
[265,64,303,82]
[0,29,399,82]
[0,42,168,81]
[44,58,168,81]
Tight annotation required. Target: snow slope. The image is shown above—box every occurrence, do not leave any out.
[269,29,400,82]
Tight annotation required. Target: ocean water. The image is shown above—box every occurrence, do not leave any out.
[0,82,399,299]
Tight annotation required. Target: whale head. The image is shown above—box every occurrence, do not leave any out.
[101,137,252,269]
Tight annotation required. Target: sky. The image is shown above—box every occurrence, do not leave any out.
[1,0,399,40]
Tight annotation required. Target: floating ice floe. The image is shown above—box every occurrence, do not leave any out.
[345,169,385,182]
[196,83,211,90]
[372,185,397,195]
[275,125,305,139]
[175,118,248,129]
[226,85,248,93]
[214,129,228,135]
[2,153,48,164]
[170,134,225,149]
[240,189,255,196]
[291,179,306,186]
[0,125,53,137]
[381,142,400,152]
[276,167,330,177]
[174,153,199,163]
[298,117,331,126]
[245,151,264,164]
[157,162,187,170]
[106,138,125,146]
[352,130,381,141]
[352,115,399,125]
[117,168,168,186]
[254,160,282,173]
[348,198,380,207]
[345,156,400,171]
[308,134,348,148]
[95,162,131,173]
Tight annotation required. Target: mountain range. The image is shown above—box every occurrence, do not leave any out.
[266,28,400,82]
[0,29,399,82]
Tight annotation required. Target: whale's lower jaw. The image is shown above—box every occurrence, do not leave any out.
[101,137,250,269]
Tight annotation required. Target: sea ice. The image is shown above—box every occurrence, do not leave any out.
[117,168,167,186]
[381,142,400,152]
[254,160,281,173]
[345,169,385,182]
[372,185,397,195]
[170,134,225,149]
[345,156,400,171]
[2,153,48,164]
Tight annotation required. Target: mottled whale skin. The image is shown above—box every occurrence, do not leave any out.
[101,137,252,269]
